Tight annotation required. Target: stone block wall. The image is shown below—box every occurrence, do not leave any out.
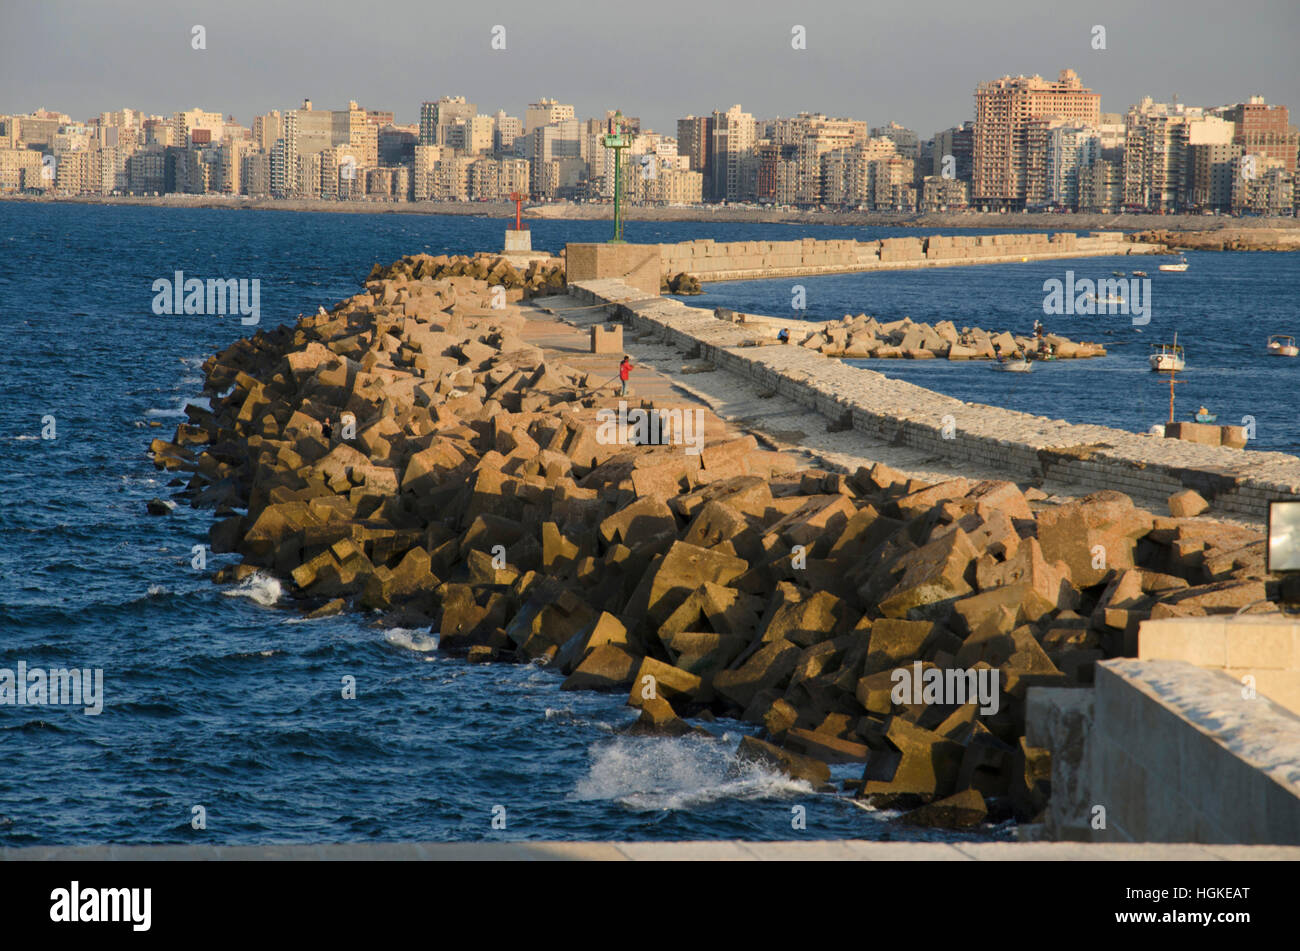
[1139,616,1300,714]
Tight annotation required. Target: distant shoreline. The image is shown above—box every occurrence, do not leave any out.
[4,192,1299,234]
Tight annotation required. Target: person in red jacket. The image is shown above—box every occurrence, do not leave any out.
[618,354,633,397]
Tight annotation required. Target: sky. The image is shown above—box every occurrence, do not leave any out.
[3,0,1297,136]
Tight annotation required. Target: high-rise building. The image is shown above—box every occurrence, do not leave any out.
[870,121,919,159]
[419,97,477,147]
[1220,97,1298,174]
[973,69,1100,209]
[1122,100,1232,211]
[932,121,974,180]
[525,99,575,133]
[710,105,756,203]
[493,111,523,153]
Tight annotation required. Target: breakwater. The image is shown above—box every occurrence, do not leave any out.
[569,278,1300,523]
[657,231,1161,283]
[140,250,1292,835]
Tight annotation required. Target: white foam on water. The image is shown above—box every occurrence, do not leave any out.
[572,734,813,811]
[222,572,283,606]
[146,584,170,597]
[383,628,440,652]
[9,435,39,441]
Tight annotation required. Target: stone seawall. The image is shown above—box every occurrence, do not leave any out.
[569,278,1300,522]
[658,232,1162,283]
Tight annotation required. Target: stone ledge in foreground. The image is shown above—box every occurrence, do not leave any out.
[2,841,1296,861]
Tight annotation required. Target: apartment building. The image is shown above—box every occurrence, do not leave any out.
[525,99,575,134]
[710,104,756,203]
[973,69,1100,208]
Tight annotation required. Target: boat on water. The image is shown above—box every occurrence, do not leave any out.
[1150,333,1186,372]
[1158,255,1189,273]
[1132,270,1148,277]
[1194,406,1218,423]
[1085,292,1125,307]
[1112,270,1126,277]
[996,354,1033,372]
[1267,334,1299,357]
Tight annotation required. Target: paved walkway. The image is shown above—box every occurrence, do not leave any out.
[4,841,1296,860]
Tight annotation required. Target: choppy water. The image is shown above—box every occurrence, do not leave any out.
[686,252,1300,453]
[1,202,1025,845]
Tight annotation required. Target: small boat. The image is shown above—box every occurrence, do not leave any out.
[1150,335,1185,372]
[1267,334,1299,357]
[1112,270,1126,277]
[1194,407,1218,423]
[1132,270,1148,277]
[1158,255,1189,273]
[996,355,1033,372]
[1086,292,1125,307]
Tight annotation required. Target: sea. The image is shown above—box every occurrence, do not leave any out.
[0,201,1292,846]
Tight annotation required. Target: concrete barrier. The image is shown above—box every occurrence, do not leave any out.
[655,232,1157,283]
[1139,616,1300,714]
[1028,660,1300,844]
[566,243,661,297]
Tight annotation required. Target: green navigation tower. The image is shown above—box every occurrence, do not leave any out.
[601,111,631,243]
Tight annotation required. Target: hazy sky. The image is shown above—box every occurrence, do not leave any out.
[3,0,1297,136]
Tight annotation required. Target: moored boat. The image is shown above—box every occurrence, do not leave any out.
[1150,333,1185,372]
[1158,255,1189,273]
[1267,334,1299,357]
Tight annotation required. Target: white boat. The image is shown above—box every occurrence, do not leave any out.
[1132,270,1148,277]
[996,355,1033,372]
[1150,335,1185,372]
[1267,334,1299,357]
[1158,255,1189,273]
[1086,292,1125,307]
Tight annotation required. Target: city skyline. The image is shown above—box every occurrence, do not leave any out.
[3,0,1298,137]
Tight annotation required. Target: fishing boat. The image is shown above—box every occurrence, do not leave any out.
[1132,270,1148,277]
[1158,255,1189,273]
[996,354,1033,372]
[1194,406,1217,423]
[1267,334,1299,357]
[1085,291,1125,307]
[1112,270,1127,277]
[1150,333,1185,372]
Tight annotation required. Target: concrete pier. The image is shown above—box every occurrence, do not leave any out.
[559,278,1300,522]
[656,231,1161,283]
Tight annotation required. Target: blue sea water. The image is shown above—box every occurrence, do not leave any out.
[2,202,1291,846]
[0,202,1026,846]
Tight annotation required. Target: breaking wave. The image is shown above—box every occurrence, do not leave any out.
[221,572,283,606]
[573,733,813,811]
[383,628,440,652]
